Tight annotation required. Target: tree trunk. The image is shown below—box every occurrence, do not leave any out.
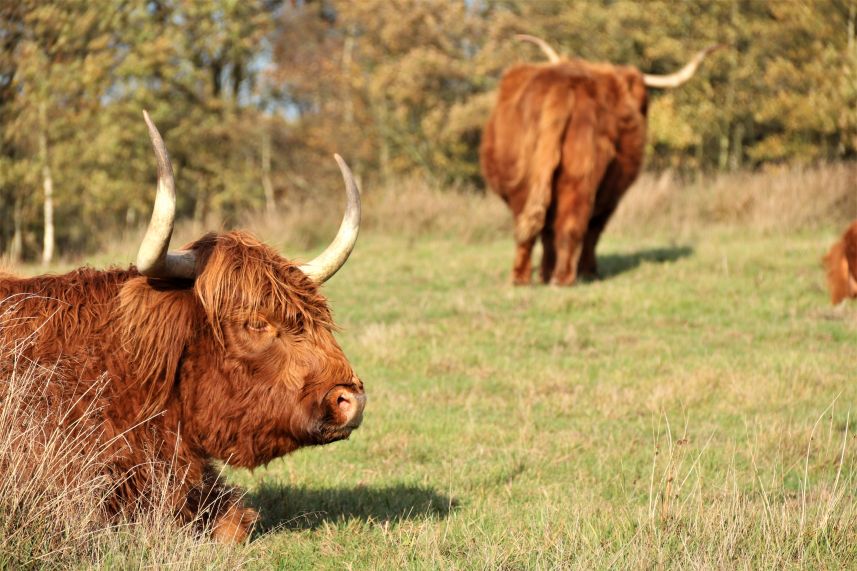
[39,102,55,266]
[342,33,355,126]
[849,1,855,53]
[261,123,276,216]
[718,0,738,172]
[193,186,207,228]
[729,122,744,171]
[695,139,704,184]
[9,195,22,263]
[718,129,730,171]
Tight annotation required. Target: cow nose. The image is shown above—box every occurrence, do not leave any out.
[334,386,366,428]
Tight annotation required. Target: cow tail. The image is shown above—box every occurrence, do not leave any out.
[514,182,552,244]
[514,90,573,244]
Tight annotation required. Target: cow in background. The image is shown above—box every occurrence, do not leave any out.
[824,220,857,304]
[480,35,721,285]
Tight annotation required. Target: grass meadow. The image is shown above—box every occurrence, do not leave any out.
[2,164,857,568]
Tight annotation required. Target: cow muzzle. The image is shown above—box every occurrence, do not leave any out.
[331,385,366,429]
[317,380,366,443]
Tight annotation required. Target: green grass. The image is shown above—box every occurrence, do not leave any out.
[219,227,857,569]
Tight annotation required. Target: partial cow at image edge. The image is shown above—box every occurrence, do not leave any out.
[824,220,857,305]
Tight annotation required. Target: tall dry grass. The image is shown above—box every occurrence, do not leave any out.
[251,162,856,250]
[37,162,855,272]
[624,410,857,568]
[0,297,253,569]
[612,162,857,238]
[245,174,510,252]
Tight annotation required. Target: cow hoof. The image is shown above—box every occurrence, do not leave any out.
[211,505,258,544]
[549,276,576,287]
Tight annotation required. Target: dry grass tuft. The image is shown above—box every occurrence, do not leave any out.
[37,163,855,273]
[247,174,509,252]
[252,163,856,251]
[0,298,252,570]
[612,163,857,238]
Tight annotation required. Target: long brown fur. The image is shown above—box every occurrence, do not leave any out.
[480,57,649,286]
[823,220,857,304]
[0,230,364,541]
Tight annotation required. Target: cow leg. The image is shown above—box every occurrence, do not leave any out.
[579,211,611,279]
[580,153,642,279]
[579,167,630,279]
[186,465,259,543]
[547,96,614,286]
[550,232,584,287]
[549,184,594,286]
[211,503,259,543]
[540,225,556,284]
[549,166,599,286]
[578,231,599,279]
[512,237,536,285]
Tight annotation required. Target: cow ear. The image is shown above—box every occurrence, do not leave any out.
[118,278,201,418]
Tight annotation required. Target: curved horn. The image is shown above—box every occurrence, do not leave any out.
[514,34,560,64]
[643,44,725,89]
[298,154,361,284]
[136,111,196,279]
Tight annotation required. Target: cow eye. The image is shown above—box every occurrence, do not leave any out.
[246,318,269,332]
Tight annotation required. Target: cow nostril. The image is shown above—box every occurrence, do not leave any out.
[337,393,353,412]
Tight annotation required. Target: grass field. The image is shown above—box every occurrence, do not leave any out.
[3,166,857,568]
[226,226,856,569]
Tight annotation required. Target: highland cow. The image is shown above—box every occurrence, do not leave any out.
[823,220,857,304]
[480,36,721,285]
[0,112,364,542]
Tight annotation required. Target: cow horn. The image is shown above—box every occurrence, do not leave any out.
[298,154,361,284]
[515,34,560,64]
[136,111,197,279]
[643,44,725,89]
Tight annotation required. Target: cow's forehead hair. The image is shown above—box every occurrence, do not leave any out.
[191,231,334,334]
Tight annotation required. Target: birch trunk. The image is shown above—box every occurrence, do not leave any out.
[261,125,276,216]
[39,102,54,266]
[9,196,22,262]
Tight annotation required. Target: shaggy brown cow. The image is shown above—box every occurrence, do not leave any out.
[480,36,720,285]
[823,220,857,304]
[0,112,364,542]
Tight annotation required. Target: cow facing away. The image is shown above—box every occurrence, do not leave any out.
[480,36,721,285]
[0,112,364,542]
[823,220,857,304]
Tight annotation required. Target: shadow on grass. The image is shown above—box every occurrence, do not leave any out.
[595,245,693,280]
[247,483,456,534]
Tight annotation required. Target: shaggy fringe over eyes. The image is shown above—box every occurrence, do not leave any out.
[119,231,335,418]
[191,232,334,346]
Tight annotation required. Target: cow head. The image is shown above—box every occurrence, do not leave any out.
[823,225,857,305]
[120,112,365,468]
[514,34,723,92]
[513,36,723,140]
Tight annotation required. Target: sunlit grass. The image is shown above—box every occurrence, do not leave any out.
[0,329,254,569]
[233,228,856,568]
[3,165,856,568]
